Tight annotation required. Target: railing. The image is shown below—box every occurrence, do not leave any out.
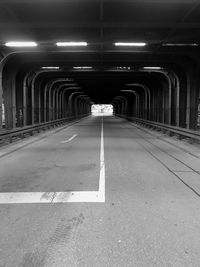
[117,115,200,142]
[0,114,88,144]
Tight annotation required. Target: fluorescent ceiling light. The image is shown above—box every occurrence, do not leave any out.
[114,42,146,47]
[143,67,162,70]
[73,66,92,69]
[41,66,60,70]
[56,42,87,47]
[162,43,199,47]
[5,41,38,47]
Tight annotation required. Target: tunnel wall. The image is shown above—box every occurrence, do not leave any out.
[0,51,200,131]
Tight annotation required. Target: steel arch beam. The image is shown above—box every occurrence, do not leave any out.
[113,96,128,114]
[120,90,140,117]
[126,83,150,119]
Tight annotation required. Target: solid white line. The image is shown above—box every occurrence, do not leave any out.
[0,117,105,204]
[60,134,77,144]
[97,117,105,202]
[0,191,103,203]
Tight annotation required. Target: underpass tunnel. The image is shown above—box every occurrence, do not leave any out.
[0,51,200,131]
[0,0,200,133]
[2,2,200,264]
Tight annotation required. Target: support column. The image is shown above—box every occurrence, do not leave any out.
[38,82,41,124]
[52,88,56,120]
[0,67,3,130]
[22,73,29,126]
[31,79,35,125]
[186,67,199,129]
[3,67,17,129]
[162,87,165,123]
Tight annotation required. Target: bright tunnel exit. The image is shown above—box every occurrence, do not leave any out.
[91,104,113,116]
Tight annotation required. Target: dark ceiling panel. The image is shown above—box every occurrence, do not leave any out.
[0,0,199,46]
[185,5,200,22]
[0,2,99,23]
[168,29,200,42]
[103,28,169,43]
[104,2,191,23]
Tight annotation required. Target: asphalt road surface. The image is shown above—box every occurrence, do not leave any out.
[1,115,200,266]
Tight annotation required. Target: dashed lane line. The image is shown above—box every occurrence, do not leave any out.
[60,134,78,144]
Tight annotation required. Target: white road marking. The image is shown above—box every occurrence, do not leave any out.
[0,191,103,203]
[97,117,105,202]
[0,117,105,203]
[60,134,78,143]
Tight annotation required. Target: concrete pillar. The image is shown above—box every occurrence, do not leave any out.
[135,93,139,117]
[62,88,79,117]
[80,99,86,114]
[68,91,84,117]
[58,88,64,118]
[48,83,53,121]
[0,67,3,130]
[3,67,17,129]
[31,83,34,124]
[38,82,41,124]
[175,75,180,127]
[161,88,165,123]
[30,71,46,125]
[168,79,172,125]
[52,87,59,120]
[22,73,29,126]
[160,75,172,124]
[186,73,191,129]
[44,81,53,122]
[11,73,16,128]
[55,88,59,119]
[76,96,89,116]
[151,87,155,121]
[44,83,48,122]
[185,67,199,129]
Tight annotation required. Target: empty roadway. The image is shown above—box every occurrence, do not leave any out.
[0,115,200,266]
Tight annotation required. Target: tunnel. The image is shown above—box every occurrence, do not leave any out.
[1,1,200,266]
[0,1,200,131]
[0,50,199,130]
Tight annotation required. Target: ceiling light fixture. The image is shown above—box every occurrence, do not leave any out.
[143,67,162,70]
[5,41,38,47]
[56,42,87,47]
[41,66,60,70]
[73,66,92,69]
[114,42,146,47]
[162,43,199,47]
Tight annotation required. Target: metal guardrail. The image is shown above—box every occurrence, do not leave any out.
[118,115,200,142]
[0,115,88,143]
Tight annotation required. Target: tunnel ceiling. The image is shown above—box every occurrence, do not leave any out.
[0,0,200,44]
[1,0,200,103]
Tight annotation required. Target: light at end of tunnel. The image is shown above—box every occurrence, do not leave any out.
[91,104,113,116]
[56,42,88,47]
[116,67,131,70]
[114,42,146,47]
[41,66,60,70]
[73,66,93,70]
[5,41,38,47]
[162,43,199,47]
[143,67,162,70]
